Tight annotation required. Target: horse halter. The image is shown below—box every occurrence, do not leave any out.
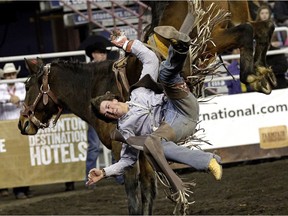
[21,64,63,129]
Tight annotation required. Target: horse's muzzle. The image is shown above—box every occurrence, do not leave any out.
[18,116,38,135]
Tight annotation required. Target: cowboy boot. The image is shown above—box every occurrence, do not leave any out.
[154,26,190,53]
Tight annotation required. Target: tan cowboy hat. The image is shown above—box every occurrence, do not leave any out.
[0,63,21,78]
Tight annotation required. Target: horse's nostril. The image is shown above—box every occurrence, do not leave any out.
[18,120,29,135]
[23,120,29,130]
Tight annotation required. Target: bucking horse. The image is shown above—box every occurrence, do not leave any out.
[18,0,275,215]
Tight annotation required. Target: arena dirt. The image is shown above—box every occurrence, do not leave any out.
[0,157,287,215]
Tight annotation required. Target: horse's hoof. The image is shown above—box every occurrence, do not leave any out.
[257,66,277,88]
[266,71,277,87]
[247,74,257,83]
[249,78,272,95]
[259,78,272,94]
[257,66,270,75]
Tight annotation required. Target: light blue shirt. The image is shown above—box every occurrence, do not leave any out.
[104,40,163,176]
[104,87,167,176]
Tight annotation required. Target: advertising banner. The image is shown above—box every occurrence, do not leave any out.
[1,89,288,187]
[0,114,87,188]
[198,88,288,150]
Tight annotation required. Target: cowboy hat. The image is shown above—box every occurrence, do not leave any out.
[0,63,21,78]
[79,35,113,60]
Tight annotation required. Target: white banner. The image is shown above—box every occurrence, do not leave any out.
[198,88,288,149]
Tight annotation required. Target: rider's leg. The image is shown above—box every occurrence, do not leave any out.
[154,26,222,180]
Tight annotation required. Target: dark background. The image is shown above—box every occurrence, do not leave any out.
[0,1,91,77]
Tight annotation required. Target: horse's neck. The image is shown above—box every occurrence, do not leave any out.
[55,62,116,148]
[52,63,93,120]
[56,61,120,121]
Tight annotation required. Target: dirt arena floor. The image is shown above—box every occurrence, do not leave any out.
[0,157,288,215]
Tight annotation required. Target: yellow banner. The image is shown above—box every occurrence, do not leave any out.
[0,114,87,188]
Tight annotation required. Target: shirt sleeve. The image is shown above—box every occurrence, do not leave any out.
[0,85,10,103]
[104,143,139,176]
[131,40,159,81]
[16,83,26,101]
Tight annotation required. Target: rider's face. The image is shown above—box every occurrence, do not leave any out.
[100,99,127,120]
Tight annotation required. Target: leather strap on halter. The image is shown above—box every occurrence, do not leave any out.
[21,64,63,129]
[41,64,63,126]
[41,64,60,106]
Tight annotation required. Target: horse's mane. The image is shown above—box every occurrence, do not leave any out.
[49,59,115,94]
[51,59,115,75]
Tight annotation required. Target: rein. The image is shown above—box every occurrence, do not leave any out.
[21,64,63,129]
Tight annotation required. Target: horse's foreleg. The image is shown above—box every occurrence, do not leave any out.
[139,152,157,215]
[124,164,141,215]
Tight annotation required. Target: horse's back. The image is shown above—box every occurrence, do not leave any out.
[228,1,252,25]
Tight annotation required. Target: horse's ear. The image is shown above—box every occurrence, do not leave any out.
[25,58,43,74]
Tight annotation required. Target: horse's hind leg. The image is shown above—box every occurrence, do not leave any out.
[236,24,255,84]
[139,152,157,215]
[232,23,270,94]
[224,22,275,94]
[211,23,271,94]
[210,24,254,84]
[124,165,141,215]
[251,20,277,91]
[111,142,141,215]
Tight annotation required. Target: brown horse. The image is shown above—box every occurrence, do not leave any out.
[18,57,158,215]
[145,0,276,95]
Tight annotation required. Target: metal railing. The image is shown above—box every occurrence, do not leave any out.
[1,27,287,85]
[2,48,287,84]
[59,0,150,39]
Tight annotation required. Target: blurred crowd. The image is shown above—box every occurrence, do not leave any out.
[217,0,288,95]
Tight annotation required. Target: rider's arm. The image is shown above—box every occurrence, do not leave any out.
[103,143,139,176]
[131,40,159,81]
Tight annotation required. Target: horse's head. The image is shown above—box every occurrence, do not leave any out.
[18,58,63,135]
